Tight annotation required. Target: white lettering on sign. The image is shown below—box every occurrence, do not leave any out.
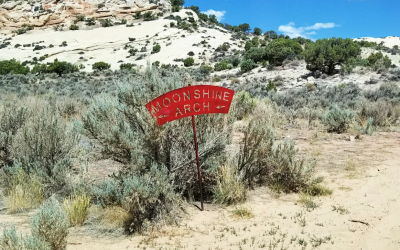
[194,90,200,99]
[173,93,181,103]
[163,98,171,107]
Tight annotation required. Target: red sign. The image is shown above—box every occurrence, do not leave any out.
[146,85,235,126]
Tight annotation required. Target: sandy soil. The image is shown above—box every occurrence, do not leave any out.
[1,129,399,250]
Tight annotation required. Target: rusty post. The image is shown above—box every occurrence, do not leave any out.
[187,82,203,211]
[191,115,204,211]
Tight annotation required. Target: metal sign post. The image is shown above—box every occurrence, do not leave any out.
[191,115,203,211]
[146,85,235,211]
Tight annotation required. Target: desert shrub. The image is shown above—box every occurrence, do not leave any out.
[0,101,79,195]
[31,59,79,76]
[322,106,354,133]
[357,101,400,126]
[85,17,96,26]
[0,225,51,250]
[92,61,110,71]
[267,140,316,193]
[128,48,138,56]
[79,66,232,202]
[0,225,23,250]
[237,119,274,188]
[253,27,262,36]
[231,91,258,120]
[63,193,90,226]
[304,38,361,75]
[69,24,79,30]
[213,165,247,205]
[367,51,391,69]
[152,44,161,54]
[216,43,230,52]
[2,167,43,213]
[0,59,30,75]
[244,47,266,63]
[214,61,228,71]
[265,38,302,66]
[183,57,194,67]
[0,101,30,169]
[237,119,316,192]
[244,41,253,51]
[240,59,256,73]
[143,11,156,21]
[100,19,113,27]
[265,80,277,92]
[30,198,69,250]
[120,63,134,71]
[74,15,85,23]
[213,77,221,82]
[92,164,181,233]
[23,236,51,250]
[199,65,212,76]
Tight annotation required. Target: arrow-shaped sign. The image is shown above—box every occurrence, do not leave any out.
[216,106,225,109]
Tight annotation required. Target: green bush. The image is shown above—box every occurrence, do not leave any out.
[92,61,111,71]
[85,17,96,26]
[265,80,277,92]
[240,59,256,73]
[183,57,194,67]
[216,43,230,52]
[143,11,156,21]
[265,38,302,66]
[0,59,30,75]
[31,198,69,250]
[244,47,266,63]
[367,52,391,70]
[214,61,228,71]
[199,65,212,76]
[120,63,134,71]
[322,106,354,133]
[100,19,113,27]
[244,41,253,51]
[69,24,79,30]
[367,51,384,66]
[304,38,361,75]
[152,44,161,54]
[31,59,79,76]
[253,27,262,36]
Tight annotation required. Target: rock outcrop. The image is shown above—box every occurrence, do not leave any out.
[0,0,171,29]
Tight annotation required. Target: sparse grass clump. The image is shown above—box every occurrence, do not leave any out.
[63,193,90,226]
[213,165,247,205]
[232,205,253,218]
[3,168,43,213]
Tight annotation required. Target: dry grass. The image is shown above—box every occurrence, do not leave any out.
[64,193,90,226]
[4,169,43,213]
[90,205,130,228]
[344,157,364,178]
[213,165,247,205]
[298,193,320,211]
[231,205,254,218]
